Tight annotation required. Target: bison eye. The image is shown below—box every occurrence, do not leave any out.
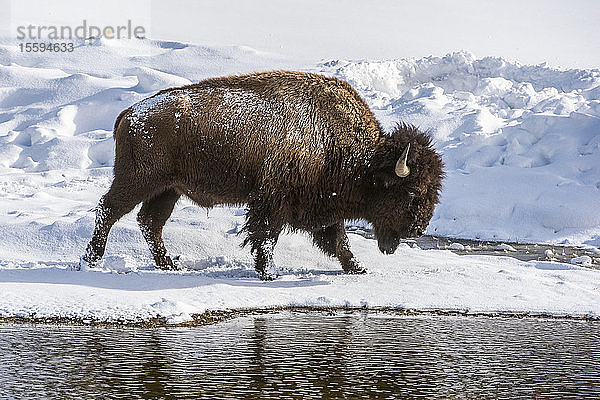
[408,191,416,198]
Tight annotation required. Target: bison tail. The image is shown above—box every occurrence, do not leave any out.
[112,108,130,140]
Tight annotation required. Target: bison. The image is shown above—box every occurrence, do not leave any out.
[81,71,444,279]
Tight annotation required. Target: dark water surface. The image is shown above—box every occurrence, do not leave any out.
[1,312,599,399]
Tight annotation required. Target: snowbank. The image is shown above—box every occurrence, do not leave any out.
[1,239,598,323]
[0,38,599,322]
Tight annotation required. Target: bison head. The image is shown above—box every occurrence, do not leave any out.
[364,124,444,254]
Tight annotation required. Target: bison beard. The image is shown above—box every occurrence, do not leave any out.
[81,71,444,280]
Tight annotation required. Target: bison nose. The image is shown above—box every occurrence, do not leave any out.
[378,242,397,255]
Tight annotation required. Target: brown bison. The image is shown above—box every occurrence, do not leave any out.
[81,71,444,279]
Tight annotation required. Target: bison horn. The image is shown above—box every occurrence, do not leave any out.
[395,143,411,178]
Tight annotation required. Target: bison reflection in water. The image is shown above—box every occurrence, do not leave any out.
[81,71,444,280]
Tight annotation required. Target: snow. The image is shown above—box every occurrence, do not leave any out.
[570,256,593,267]
[1,38,599,323]
[1,242,599,323]
[497,244,517,252]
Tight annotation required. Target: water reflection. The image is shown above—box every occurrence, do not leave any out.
[1,312,599,399]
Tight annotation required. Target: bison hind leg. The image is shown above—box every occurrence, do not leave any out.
[137,188,181,270]
[81,181,153,269]
[311,222,366,274]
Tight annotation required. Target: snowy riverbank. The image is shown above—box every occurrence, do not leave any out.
[1,38,599,322]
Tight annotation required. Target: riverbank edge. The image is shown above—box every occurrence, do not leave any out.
[1,306,598,328]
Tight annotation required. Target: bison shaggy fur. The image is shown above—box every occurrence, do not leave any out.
[82,71,444,279]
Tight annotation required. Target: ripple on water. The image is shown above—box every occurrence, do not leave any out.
[1,312,599,399]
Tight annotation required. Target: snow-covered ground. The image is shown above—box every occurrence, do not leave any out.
[0,38,599,323]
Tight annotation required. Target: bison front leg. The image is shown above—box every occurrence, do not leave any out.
[137,189,181,270]
[243,202,283,281]
[311,221,366,274]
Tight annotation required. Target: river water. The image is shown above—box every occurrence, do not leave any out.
[1,312,599,399]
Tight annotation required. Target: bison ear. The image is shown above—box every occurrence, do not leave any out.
[394,143,410,178]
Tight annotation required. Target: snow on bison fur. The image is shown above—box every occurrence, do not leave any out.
[81,71,444,280]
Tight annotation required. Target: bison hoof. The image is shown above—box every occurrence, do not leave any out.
[342,258,367,275]
[77,255,96,271]
[258,272,277,281]
[156,263,180,271]
[343,261,367,275]
[346,267,367,275]
[155,256,180,271]
[256,267,279,281]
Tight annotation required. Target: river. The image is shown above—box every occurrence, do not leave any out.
[1,311,599,399]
